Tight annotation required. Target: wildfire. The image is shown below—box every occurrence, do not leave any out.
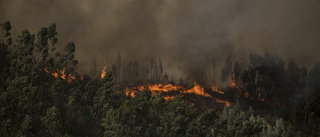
[44,68,76,83]
[125,87,138,98]
[164,96,175,102]
[212,85,224,94]
[230,80,249,98]
[124,81,230,107]
[258,93,265,101]
[101,65,107,79]
[148,84,185,92]
[230,80,265,102]
[124,83,185,101]
[214,98,230,107]
[183,81,211,98]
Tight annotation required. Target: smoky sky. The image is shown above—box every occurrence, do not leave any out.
[1,0,320,84]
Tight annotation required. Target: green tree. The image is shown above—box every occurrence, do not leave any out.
[0,21,12,90]
[213,103,263,137]
[18,114,33,137]
[187,109,217,136]
[233,61,241,80]
[102,108,122,137]
[309,62,320,92]
[41,106,62,137]
[221,55,233,83]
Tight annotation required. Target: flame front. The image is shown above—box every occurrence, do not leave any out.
[230,80,265,102]
[164,96,175,102]
[230,80,249,98]
[124,83,184,100]
[214,98,230,107]
[148,84,185,92]
[44,68,76,83]
[124,81,230,107]
[101,65,107,79]
[183,82,211,98]
[212,85,224,94]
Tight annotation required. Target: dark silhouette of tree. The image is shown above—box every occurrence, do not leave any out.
[0,21,12,90]
[1,21,320,136]
[221,55,232,84]
[233,61,241,80]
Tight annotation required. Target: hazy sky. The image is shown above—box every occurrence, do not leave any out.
[1,0,320,83]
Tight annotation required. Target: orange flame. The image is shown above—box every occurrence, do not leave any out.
[230,80,265,102]
[212,85,224,94]
[148,84,185,92]
[183,81,211,98]
[101,65,107,79]
[231,80,237,87]
[258,93,265,101]
[164,96,175,102]
[123,81,230,107]
[230,80,249,98]
[125,87,138,98]
[44,68,76,83]
[214,98,230,107]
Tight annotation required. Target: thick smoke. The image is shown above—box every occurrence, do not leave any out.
[1,0,320,85]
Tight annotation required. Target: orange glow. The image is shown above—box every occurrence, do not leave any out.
[123,81,230,107]
[214,98,230,107]
[225,101,230,107]
[258,93,265,101]
[230,80,237,87]
[124,83,183,99]
[230,80,249,98]
[231,80,265,102]
[164,96,175,102]
[183,81,211,98]
[148,83,185,92]
[138,86,145,91]
[212,85,224,94]
[44,68,76,83]
[113,85,120,87]
[44,68,50,73]
[101,65,107,79]
[124,87,138,98]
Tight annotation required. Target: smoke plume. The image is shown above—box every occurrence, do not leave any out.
[1,0,320,84]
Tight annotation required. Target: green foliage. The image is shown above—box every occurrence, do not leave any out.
[213,103,263,137]
[187,109,217,136]
[18,114,33,137]
[102,108,121,137]
[309,62,320,92]
[284,124,295,137]
[1,21,319,137]
[274,118,286,136]
[41,106,62,137]
[261,118,286,137]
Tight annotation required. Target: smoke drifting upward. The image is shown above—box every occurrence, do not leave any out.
[1,0,320,84]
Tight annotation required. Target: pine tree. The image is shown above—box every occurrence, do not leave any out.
[102,108,122,137]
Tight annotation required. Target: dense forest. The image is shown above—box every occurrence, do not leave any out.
[1,21,320,137]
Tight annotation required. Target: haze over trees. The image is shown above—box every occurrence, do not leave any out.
[1,22,320,137]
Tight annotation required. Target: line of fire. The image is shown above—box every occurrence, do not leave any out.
[43,63,274,111]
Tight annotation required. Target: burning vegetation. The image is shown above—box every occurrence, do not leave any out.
[122,81,230,107]
[44,68,76,83]
[2,21,320,137]
[100,65,107,79]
